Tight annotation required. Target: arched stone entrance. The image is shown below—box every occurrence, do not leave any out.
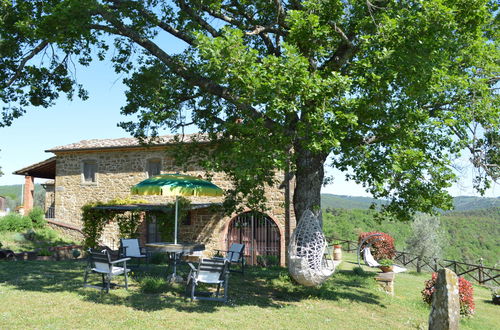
[226,211,281,265]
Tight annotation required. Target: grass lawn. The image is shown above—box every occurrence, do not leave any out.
[0,252,497,329]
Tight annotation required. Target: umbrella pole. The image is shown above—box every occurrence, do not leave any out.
[174,196,179,245]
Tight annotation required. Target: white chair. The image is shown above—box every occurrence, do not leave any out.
[186,258,230,303]
[83,249,131,293]
[120,238,147,266]
[362,247,407,273]
[214,243,245,274]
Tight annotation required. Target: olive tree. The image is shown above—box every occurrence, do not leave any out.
[405,213,445,272]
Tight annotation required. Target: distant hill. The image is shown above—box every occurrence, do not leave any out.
[321,194,383,210]
[321,193,499,211]
[452,196,500,211]
[0,184,44,197]
[0,184,45,209]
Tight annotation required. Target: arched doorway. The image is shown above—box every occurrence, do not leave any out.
[226,212,281,265]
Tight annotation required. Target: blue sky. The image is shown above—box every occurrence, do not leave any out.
[0,57,497,198]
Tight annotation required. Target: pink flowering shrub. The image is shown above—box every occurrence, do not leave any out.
[422,272,475,316]
[358,232,396,260]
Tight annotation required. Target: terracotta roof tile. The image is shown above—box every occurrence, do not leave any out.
[46,133,209,152]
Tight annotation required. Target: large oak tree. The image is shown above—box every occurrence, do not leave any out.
[1,0,498,222]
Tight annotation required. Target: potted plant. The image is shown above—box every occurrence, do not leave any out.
[378,258,394,272]
[491,287,500,305]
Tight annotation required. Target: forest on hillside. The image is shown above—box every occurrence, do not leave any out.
[321,193,500,211]
[0,184,45,210]
[323,207,499,267]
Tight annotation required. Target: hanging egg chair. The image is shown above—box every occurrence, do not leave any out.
[288,210,336,286]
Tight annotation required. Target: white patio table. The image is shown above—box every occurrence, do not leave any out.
[145,242,205,282]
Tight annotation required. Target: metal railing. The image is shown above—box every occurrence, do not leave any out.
[331,237,499,286]
[45,207,55,219]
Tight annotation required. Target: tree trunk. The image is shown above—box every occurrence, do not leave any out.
[292,145,328,226]
[416,256,422,273]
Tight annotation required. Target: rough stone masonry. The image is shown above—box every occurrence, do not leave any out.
[428,268,460,330]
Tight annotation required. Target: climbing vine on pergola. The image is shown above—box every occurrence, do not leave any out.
[81,198,190,248]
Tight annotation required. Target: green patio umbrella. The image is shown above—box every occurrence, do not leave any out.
[131,174,224,244]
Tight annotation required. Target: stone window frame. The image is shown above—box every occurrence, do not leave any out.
[81,159,98,185]
[146,158,162,178]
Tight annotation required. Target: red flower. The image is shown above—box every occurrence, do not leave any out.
[358,232,396,260]
[421,272,475,316]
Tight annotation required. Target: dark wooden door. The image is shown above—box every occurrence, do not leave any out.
[227,212,280,265]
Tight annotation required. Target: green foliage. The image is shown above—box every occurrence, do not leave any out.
[37,248,52,256]
[0,184,45,209]
[440,208,500,265]
[321,194,500,212]
[27,207,46,229]
[422,273,475,317]
[378,258,393,267]
[81,203,113,249]
[405,214,445,271]
[23,228,36,241]
[0,228,75,253]
[81,198,147,247]
[116,212,142,239]
[81,197,178,248]
[153,197,190,241]
[0,213,32,232]
[32,227,60,243]
[1,1,498,224]
[257,255,279,267]
[358,232,396,260]
[324,207,500,266]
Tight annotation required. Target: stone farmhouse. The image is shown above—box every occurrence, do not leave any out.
[14,134,296,265]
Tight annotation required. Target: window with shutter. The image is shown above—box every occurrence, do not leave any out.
[82,160,97,183]
[147,159,161,178]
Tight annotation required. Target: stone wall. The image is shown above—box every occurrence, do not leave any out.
[51,145,294,265]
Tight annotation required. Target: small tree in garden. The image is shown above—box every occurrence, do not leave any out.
[405,214,445,272]
[358,232,396,260]
[422,272,475,317]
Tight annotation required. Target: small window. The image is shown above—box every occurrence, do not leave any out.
[82,160,97,183]
[147,159,161,178]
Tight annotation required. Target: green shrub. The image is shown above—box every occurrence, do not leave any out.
[257,255,279,267]
[139,276,168,294]
[33,228,60,242]
[0,213,32,232]
[422,272,475,316]
[378,258,393,267]
[37,248,52,256]
[358,231,396,260]
[28,207,46,229]
[11,232,27,243]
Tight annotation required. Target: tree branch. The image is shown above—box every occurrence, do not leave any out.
[245,25,286,36]
[221,4,279,55]
[96,5,277,130]
[5,41,49,87]
[177,0,220,38]
[135,5,196,45]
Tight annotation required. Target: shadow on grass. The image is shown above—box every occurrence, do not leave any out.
[0,260,385,313]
